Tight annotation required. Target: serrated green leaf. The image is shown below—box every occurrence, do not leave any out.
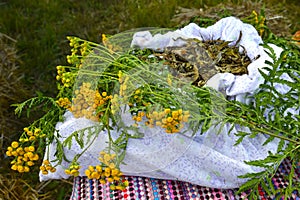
[238,170,265,179]
[237,178,259,194]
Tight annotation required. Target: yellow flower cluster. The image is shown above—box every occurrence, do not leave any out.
[6,141,39,173]
[118,71,130,97]
[102,34,122,53]
[56,97,72,110]
[56,65,75,88]
[85,151,128,190]
[65,163,81,177]
[19,127,46,143]
[146,108,190,133]
[67,36,91,67]
[132,111,145,127]
[110,94,120,115]
[71,82,112,121]
[252,10,266,36]
[80,41,90,57]
[40,160,56,175]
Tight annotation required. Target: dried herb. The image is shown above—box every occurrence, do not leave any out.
[136,32,252,87]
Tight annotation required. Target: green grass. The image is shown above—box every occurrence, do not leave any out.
[0,0,299,199]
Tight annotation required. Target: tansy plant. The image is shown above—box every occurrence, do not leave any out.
[7,13,299,198]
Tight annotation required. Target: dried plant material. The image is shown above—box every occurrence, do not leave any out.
[143,33,251,87]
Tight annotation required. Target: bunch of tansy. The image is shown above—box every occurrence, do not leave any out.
[6,127,48,173]
[85,151,128,190]
[6,141,39,173]
[132,108,190,133]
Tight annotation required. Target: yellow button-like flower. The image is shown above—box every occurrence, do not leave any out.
[6,151,12,157]
[50,168,56,173]
[96,165,102,172]
[29,136,36,141]
[28,146,35,152]
[164,108,171,114]
[17,165,24,173]
[43,160,50,165]
[24,166,30,172]
[111,169,119,176]
[7,146,13,151]
[166,117,173,123]
[31,154,39,161]
[11,164,18,170]
[108,163,115,169]
[91,171,100,179]
[107,177,114,182]
[27,131,33,136]
[85,169,91,177]
[88,165,94,172]
[42,170,48,175]
[11,151,18,157]
[27,161,34,166]
[11,141,19,149]
[102,92,107,97]
[104,154,111,162]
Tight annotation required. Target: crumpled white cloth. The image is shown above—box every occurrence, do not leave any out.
[40,17,292,189]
